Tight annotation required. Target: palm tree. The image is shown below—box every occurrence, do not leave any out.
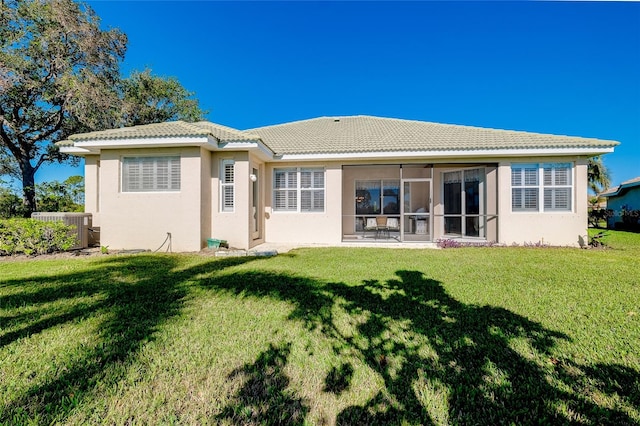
[587,156,611,195]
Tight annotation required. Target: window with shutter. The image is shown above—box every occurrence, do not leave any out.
[122,157,180,192]
[273,168,325,212]
[511,164,538,211]
[511,163,572,212]
[220,160,235,212]
[543,163,572,211]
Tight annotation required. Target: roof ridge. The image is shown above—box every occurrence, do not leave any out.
[247,115,620,145]
[173,120,214,136]
[191,120,239,132]
[245,116,331,132]
[190,120,262,141]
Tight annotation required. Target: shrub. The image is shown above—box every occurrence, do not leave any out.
[436,239,500,249]
[436,239,462,248]
[0,219,77,255]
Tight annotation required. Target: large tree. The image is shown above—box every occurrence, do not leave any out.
[121,69,203,126]
[0,0,205,215]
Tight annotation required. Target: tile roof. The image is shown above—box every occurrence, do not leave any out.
[61,120,258,145]
[246,115,619,154]
[59,115,619,155]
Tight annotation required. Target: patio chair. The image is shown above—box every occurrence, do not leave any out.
[364,217,378,239]
[376,216,389,239]
[387,217,399,233]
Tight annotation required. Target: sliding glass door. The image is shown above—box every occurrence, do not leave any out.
[443,169,484,238]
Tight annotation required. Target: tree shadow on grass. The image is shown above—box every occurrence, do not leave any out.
[217,342,309,425]
[0,255,255,424]
[3,257,638,424]
[323,362,354,396]
[199,268,639,425]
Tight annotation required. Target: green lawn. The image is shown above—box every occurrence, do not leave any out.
[1,231,639,425]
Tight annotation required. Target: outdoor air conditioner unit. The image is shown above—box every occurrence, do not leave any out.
[31,212,92,250]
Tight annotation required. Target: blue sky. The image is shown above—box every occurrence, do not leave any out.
[39,0,640,188]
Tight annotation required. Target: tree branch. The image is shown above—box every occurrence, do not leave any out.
[34,152,49,173]
[32,106,65,143]
[0,118,17,151]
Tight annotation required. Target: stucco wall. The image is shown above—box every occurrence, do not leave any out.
[96,147,205,252]
[497,158,588,246]
[84,155,100,226]
[85,150,591,250]
[264,162,343,244]
[210,152,252,250]
[200,148,212,248]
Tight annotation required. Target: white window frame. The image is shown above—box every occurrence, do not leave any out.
[121,156,180,193]
[543,163,573,211]
[220,159,235,212]
[273,167,325,213]
[511,163,573,212]
[511,163,539,212]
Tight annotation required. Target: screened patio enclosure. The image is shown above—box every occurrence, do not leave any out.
[342,165,432,242]
[341,164,498,243]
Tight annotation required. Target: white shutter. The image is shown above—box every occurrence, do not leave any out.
[511,164,539,211]
[555,166,570,186]
[543,163,572,211]
[220,160,235,212]
[543,166,553,186]
[313,190,325,210]
[156,160,169,189]
[300,170,312,188]
[274,168,324,212]
[512,188,522,210]
[224,162,234,183]
[524,188,538,210]
[169,158,180,190]
[511,168,522,186]
[301,191,311,211]
[555,188,570,210]
[142,159,154,190]
[524,167,538,186]
[122,157,180,192]
[545,188,571,210]
[222,186,234,210]
[313,170,324,188]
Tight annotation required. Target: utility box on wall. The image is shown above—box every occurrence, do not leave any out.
[31,212,92,249]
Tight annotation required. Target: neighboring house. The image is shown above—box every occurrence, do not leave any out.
[58,115,618,251]
[600,177,640,230]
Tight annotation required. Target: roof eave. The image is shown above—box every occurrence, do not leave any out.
[601,180,640,198]
[59,135,275,160]
[274,146,617,161]
[59,146,93,155]
[217,139,274,161]
[63,135,211,154]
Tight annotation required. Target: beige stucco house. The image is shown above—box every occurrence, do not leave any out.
[58,115,618,251]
